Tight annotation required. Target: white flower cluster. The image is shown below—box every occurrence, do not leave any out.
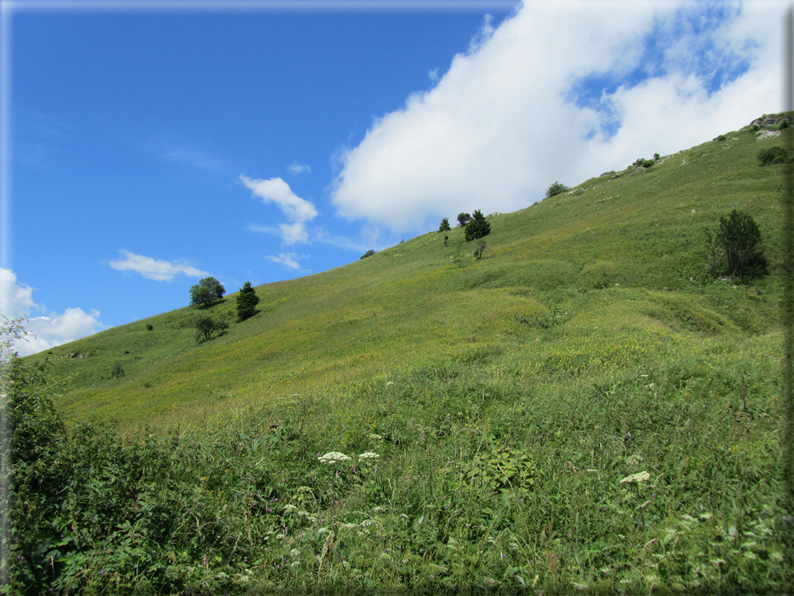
[358,451,380,459]
[318,451,352,464]
[619,471,650,484]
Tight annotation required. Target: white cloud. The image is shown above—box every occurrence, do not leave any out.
[241,175,319,244]
[331,0,784,234]
[0,268,103,357]
[109,249,208,282]
[287,162,311,175]
[265,253,306,270]
[0,267,36,317]
[278,222,310,245]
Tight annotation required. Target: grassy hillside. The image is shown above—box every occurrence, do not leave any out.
[37,115,785,434]
[11,114,790,594]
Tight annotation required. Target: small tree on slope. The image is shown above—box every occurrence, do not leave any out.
[705,209,768,283]
[236,281,260,322]
[190,277,225,308]
[465,209,491,242]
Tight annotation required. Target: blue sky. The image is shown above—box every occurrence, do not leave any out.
[0,0,785,356]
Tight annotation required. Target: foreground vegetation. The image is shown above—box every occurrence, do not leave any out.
[7,114,792,593]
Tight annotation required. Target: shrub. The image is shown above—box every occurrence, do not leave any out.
[110,360,125,379]
[189,277,225,308]
[465,209,491,242]
[194,316,229,343]
[653,152,661,160]
[457,213,471,227]
[236,281,260,322]
[473,239,487,260]
[438,217,451,232]
[360,249,376,260]
[757,146,788,166]
[545,181,569,198]
[705,209,768,283]
[633,157,654,168]
[146,324,153,331]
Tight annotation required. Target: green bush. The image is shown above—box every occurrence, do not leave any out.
[438,217,451,232]
[360,249,376,260]
[110,360,125,379]
[472,239,487,260]
[757,146,788,166]
[633,157,654,168]
[544,181,569,198]
[705,209,768,283]
[457,213,471,227]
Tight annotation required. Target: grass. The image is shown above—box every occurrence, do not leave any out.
[10,113,791,594]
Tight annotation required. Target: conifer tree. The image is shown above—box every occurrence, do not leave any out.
[236,281,259,322]
[439,217,451,232]
[464,209,491,242]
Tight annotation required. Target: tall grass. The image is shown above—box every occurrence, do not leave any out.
[9,327,787,594]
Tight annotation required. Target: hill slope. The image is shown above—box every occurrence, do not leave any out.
[38,115,785,434]
[11,114,790,594]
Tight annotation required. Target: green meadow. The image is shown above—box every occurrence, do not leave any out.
[9,114,790,594]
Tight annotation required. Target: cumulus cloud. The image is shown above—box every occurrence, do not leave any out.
[109,250,208,282]
[241,175,318,245]
[331,0,782,234]
[0,268,103,357]
[265,253,306,270]
[287,162,311,175]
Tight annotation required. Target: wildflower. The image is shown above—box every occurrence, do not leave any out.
[619,471,650,484]
[318,451,351,464]
[358,451,380,459]
[626,454,643,466]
